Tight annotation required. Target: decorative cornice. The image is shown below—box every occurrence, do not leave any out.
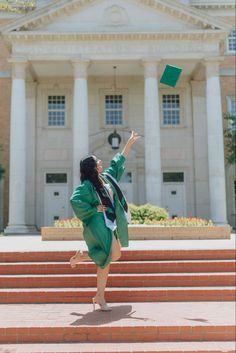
[136,0,231,29]
[191,3,235,10]
[3,30,229,42]
[0,0,232,34]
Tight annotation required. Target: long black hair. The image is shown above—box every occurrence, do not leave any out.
[80,155,102,188]
[80,156,113,208]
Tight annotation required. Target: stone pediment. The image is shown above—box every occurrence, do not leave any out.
[0,0,231,36]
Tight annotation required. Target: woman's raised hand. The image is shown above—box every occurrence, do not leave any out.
[128,131,141,145]
[97,205,107,212]
[122,131,141,158]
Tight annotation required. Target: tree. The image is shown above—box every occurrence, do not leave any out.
[224,113,236,165]
[0,0,35,13]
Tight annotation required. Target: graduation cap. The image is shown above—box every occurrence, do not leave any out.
[160,64,182,87]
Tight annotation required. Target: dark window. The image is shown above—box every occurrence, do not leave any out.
[163,172,184,182]
[46,173,67,183]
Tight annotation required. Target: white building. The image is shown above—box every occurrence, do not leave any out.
[0,0,235,233]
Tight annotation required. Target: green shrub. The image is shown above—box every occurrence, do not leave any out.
[128,203,168,224]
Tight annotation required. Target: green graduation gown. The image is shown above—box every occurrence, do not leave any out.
[70,153,129,269]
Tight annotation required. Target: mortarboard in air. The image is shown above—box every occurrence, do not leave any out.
[160,64,182,87]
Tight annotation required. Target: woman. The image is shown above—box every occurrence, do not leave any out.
[69,131,140,311]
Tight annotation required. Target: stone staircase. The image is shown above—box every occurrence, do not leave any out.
[0,248,235,352]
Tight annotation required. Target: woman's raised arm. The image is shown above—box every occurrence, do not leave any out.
[121,131,141,158]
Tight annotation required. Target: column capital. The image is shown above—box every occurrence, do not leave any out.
[8,57,28,80]
[204,57,224,78]
[142,59,161,78]
[71,59,90,79]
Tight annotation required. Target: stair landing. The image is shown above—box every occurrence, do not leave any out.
[0,302,235,344]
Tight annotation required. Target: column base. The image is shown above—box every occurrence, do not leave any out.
[4,225,38,235]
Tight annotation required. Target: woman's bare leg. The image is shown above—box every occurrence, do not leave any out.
[95,234,121,303]
[96,264,110,300]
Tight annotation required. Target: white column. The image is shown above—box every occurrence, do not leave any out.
[71,60,90,188]
[205,59,227,224]
[143,60,162,206]
[191,80,210,219]
[5,58,29,234]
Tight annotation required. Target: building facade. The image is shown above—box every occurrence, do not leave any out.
[0,0,235,233]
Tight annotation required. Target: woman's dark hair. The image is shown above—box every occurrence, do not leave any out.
[80,155,113,208]
[80,155,102,187]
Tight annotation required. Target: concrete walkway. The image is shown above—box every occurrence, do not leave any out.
[0,233,235,252]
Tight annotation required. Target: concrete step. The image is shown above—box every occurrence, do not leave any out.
[0,302,234,344]
[0,259,235,275]
[0,341,235,353]
[1,273,235,288]
[0,249,235,263]
[0,286,235,303]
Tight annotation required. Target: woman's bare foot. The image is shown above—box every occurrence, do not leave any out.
[69,250,84,268]
[92,294,112,312]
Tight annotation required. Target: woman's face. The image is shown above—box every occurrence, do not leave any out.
[94,156,103,173]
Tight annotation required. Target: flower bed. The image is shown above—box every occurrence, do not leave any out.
[54,217,214,228]
[41,217,231,241]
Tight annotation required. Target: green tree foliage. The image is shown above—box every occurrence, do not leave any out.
[0,0,35,13]
[224,113,236,165]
